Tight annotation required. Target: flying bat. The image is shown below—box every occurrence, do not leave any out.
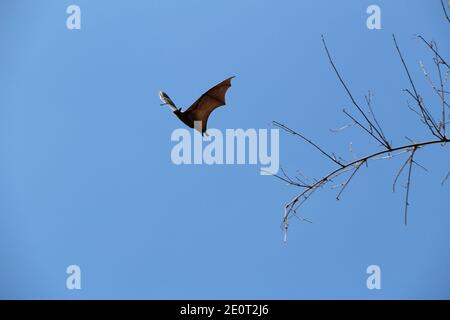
[159,77,234,135]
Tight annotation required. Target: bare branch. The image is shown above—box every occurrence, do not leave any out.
[277,28,449,240]
[282,137,449,229]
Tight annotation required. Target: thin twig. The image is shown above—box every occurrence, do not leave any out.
[417,35,450,69]
[434,44,447,136]
[393,151,413,193]
[273,121,345,167]
[404,147,418,225]
[403,88,442,138]
[440,0,450,24]
[270,167,310,188]
[365,92,389,143]
[394,34,445,139]
[442,170,450,185]
[336,160,365,200]
[322,35,391,149]
[343,109,389,147]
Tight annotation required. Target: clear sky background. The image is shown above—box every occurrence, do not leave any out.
[0,0,449,299]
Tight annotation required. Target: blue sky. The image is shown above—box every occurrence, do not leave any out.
[0,0,449,299]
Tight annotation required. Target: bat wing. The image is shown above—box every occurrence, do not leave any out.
[184,77,234,133]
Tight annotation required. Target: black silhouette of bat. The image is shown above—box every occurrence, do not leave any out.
[159,77,234,135]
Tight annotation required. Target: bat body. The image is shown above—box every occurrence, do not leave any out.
[159,77,234,135]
